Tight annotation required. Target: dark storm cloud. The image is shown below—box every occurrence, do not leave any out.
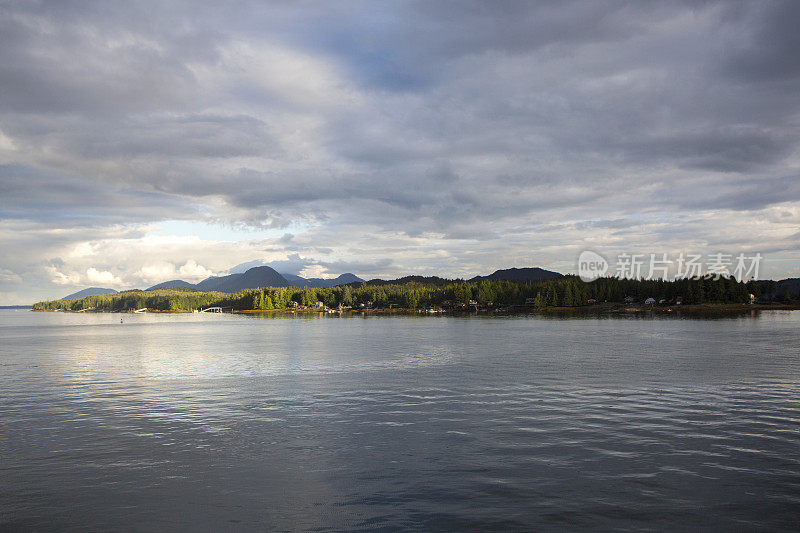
[674,175,800,212]
[313,1,677,90]
[1,0,797,223]
[721,1,800,82]
[585,127,792,173]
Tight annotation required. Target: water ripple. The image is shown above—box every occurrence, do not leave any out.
[2,311,800,530]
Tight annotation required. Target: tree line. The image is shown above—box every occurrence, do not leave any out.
[33,275,771,312]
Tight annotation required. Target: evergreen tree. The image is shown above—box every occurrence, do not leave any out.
[341,285,353,306]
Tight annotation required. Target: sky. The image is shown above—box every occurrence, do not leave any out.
[1,0,799,304]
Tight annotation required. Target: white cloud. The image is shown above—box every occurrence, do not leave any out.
[45,266,81,286]
[134,259,215,283]
[177,259,214,280]
[69,242,96,258]
[136,262,177,283]
[0,129,16,152]
[298,264,329,279]
[215,41,355,110]
[86,267,122,286]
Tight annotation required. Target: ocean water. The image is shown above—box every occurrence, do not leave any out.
[1,310,799,531]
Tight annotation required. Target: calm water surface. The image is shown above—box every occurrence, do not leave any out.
[1,310,799,531]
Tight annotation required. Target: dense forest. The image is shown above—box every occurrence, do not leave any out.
[32,275,787,312]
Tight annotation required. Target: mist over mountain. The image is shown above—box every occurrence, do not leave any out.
[227,260,268,275]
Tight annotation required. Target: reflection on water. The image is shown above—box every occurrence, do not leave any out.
[1,310,799,530]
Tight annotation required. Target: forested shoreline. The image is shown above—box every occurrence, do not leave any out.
[33,275,791,312]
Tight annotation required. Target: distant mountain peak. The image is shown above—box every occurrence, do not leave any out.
[227,259,267,275]
[61,287,117,300]
[334,273,362,282]
[470,267,562,282]
[146,279,198,291]
[195,265,289,292]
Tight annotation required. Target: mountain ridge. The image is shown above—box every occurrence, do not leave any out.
[281,272,364,288]
[147,279,197,290]
[61,266,563,300]
[143,266,364,293]
[62,287,118,300]
[469,267,563,282]
[362,275,453,287]
[195,266,290,292]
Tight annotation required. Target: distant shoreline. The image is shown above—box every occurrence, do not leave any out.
[31,303,800,315]
[31,275,800,315]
